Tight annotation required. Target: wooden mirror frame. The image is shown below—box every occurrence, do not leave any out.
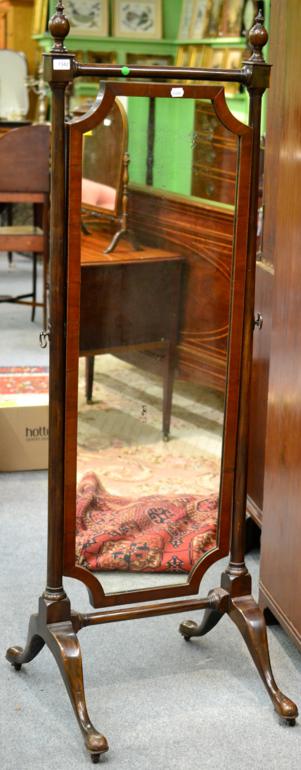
[64,80,252,608]
[6,7,298,763]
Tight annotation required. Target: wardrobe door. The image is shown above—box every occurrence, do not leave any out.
[258,0,301,650]
[247,0,285,526]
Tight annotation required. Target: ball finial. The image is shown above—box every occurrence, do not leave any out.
[48,1,70,53]
[248,10,269,62]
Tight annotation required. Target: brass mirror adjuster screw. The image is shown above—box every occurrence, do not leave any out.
[254,312,263,330]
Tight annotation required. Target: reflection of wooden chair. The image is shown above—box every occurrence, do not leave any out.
[0,49,31,266]
[0,125,50,327]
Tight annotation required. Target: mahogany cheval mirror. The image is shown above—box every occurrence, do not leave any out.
[6,5,298,763]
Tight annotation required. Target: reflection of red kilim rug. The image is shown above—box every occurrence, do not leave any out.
[0,366,49,394]
[76,472,218,574]
[76,357,222,572]
[77,357,222,499]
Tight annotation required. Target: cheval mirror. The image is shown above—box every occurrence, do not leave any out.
[6,6,298,763]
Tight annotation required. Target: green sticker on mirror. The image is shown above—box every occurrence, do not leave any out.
[121,66,131,77]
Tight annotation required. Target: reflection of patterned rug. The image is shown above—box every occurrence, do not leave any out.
[77,356,223,499]
[0,366,49,394]
[76,472,218,574]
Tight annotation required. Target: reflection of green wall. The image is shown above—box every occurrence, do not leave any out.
[128,97,194,197]
[153,99,194,196]
[128,98,148,187]
[46,0,269,197]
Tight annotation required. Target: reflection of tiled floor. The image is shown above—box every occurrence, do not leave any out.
[77,355,224,498]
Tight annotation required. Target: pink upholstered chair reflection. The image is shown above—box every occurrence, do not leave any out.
[81,178,116,211]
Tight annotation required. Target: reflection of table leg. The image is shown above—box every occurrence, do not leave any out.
[7,204,13,265]
[31,254,37,322]
[85,344,177,441]
[85,355,95,403]
[163,340,177,441]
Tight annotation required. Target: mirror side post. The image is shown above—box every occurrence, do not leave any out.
[42,3,76,609]
[217,17,298,724]
[222,13,271,593]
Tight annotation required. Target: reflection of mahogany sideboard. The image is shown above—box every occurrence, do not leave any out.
[80,232,184,438]
[191,101,237,206]
[129,185,233,392]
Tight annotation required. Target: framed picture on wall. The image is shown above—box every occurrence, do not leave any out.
[61,0,109,37]
[219,0,244,37]
[242,0,257,35]
[189,0,211,41]
[224,47,245,70]
[224,47,246,95]
[206,0,224,37]
[189,44,215,77]
[127,53,173,66]
[211,47,227,70]
[113,1,162,39]
[175,44,193,68]
[177,0,195,39]
[32,0,49,34]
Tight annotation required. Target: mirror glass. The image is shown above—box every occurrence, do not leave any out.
[76,94,238,594]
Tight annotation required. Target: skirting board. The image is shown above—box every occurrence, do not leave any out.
[259,581,301,653]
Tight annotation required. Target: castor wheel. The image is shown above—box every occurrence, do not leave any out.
[179,619,198,641]
[278,716,296,727]
[91,754,100,764]
[12,662,22,671]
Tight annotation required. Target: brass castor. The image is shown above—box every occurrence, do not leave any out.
[278,716,296,727]
[91,754,101,764]
[179,619,198,641]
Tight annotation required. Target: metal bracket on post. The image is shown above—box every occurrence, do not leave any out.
[254,312,263,329]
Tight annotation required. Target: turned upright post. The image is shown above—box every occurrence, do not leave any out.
[43,2,75,601]
[223,11,271,591]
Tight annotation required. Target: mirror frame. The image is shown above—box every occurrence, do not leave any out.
[81,93,128,225]
[63,80,252,608]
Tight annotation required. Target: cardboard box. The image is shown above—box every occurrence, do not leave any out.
[0,392,49,471]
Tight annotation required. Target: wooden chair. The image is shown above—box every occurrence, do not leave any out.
[0,124,50,327]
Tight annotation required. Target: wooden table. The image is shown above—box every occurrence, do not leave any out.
[0,119,31,137]
[80,232,184,439]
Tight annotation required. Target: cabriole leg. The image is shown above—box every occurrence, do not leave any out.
[229,595,298,725]
[179,588,227,641]
[6,613,45,670]
[45,621,108,761]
